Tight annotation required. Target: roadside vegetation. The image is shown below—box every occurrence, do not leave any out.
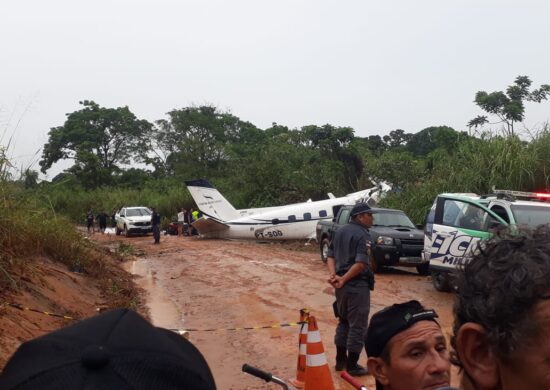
[0,182,92,290]
[2,75,549,291]
[0,150,141,313]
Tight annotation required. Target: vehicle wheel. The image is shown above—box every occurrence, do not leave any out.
[124,225,130,237]
[115,226,121,236]
[416,263,430,276]
[320,238,330,263]
[431,271,451,292]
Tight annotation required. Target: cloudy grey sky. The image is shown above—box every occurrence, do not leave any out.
[2,0,549,179]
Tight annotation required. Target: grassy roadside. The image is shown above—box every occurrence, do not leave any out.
[0,181,141,310]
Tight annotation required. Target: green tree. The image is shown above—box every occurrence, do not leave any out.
[21,168,39,189]
[153,106,260,179]
[365,150,424,190]
[383,129,413,149]
[299,124,362,192]
[39,100,152,187]
[468,76,550,136]
[406,126,463,156]
[366,135,387,155]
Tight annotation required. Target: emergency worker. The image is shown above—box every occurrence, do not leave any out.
[151,207,161,244]
[191,208,200,222]
[326,202,374,376]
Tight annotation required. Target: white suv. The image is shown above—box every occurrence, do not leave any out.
[115,207,153,236]
[424,190,550,291]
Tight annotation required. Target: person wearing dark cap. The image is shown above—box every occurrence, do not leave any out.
[0,308,216,390]
[365,300,452,390]
[151,207,161,244]
[326,202,375,376]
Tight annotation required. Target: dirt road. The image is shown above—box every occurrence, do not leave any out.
[95,232,457,389]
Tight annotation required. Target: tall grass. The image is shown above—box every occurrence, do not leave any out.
[37,179,193,224]
[0,183,107,290]
[381,126,550,223]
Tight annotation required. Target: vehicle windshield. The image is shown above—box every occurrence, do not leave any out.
[373,212,415,228]
[511,204,550,229]
[126,208,152,217]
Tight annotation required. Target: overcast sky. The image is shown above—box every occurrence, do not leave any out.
[2,0,549,179]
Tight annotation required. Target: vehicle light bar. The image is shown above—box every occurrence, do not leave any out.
[492,188,550,201]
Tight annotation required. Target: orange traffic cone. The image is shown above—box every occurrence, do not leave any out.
[304,316,335,390]
[290,309,310,388]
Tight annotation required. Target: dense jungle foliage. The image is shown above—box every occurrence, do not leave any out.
[1,75,549,290]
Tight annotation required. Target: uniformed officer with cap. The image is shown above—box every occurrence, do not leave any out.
[326,202,375,376]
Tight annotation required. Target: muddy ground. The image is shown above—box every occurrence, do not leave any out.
[0,231,458,389]
[95,232,458,389]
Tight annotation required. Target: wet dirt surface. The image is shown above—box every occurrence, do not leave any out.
[94,232,459,389]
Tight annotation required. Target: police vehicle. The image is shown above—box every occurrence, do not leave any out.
[424,189,550,291]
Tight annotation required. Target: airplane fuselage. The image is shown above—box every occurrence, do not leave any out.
[199,198,355,240]
[185,179,387,241]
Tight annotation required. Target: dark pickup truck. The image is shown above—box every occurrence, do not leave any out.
[315,205,428,275]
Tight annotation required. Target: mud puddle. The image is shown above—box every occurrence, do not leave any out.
[122,258,183,330]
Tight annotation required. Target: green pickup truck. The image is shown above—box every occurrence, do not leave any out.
[424,189,550,292]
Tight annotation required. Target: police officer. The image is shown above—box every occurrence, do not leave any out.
[151,207,161,244]
[326,202,375,377]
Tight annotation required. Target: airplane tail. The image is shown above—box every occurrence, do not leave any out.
[185,179,240,221]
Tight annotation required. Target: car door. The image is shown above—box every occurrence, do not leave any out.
[116,208,125,229]
[428,196,507,273]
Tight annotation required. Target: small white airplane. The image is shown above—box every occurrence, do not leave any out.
[184,179,390,240]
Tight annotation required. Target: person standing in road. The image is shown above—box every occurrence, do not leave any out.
[151,207,161,244]
[184,206,193,231]
[96,211,109,233]
[111,207,118,228]
[190,208,200,236]
[177,208,187,236]
[191,208,200,222]
[86,209,95,234]
[326,202,375,377]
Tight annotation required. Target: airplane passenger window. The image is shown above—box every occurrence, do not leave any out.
[288,215,296,222]
[303,213,311,220]
[319,210,327,217]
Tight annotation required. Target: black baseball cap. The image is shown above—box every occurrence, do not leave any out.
[366,300,439,358]
[350,203,374,217]
[0,308,216,390]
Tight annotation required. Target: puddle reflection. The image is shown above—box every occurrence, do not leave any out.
[122,259,183,330]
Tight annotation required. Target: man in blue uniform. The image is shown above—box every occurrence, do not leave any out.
[326,202,375,377]
[151,207,161,244]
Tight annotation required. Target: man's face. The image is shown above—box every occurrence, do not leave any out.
[374,321,451,390]
[497,299,550,390]
[357,212,374,228]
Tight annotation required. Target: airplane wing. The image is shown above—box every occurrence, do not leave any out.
[192,217,230,234]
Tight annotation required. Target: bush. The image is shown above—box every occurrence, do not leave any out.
[0,184,104,290]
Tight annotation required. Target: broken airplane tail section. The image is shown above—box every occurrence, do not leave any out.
[184,179,239,222]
